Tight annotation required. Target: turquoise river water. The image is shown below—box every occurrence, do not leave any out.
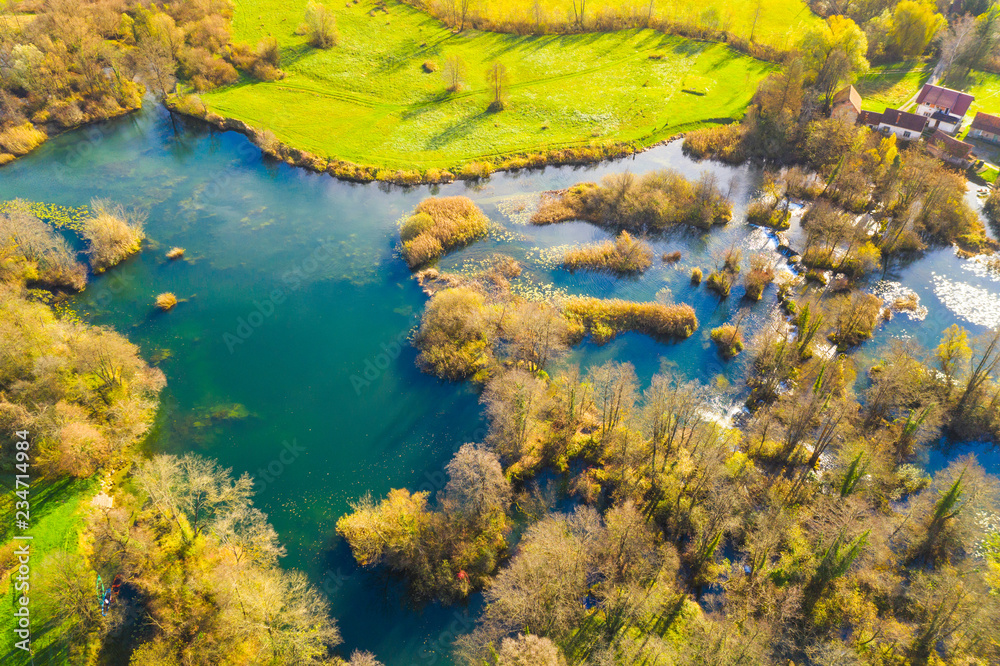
[1,105,999,664]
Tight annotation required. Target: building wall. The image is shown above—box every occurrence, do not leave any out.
[878,123,920,140]
[971,128,1000,144]
[832,104,859,124]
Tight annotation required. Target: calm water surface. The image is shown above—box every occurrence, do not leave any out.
[1,105,997,663]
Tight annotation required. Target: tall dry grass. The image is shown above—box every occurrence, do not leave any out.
[82,199,146,273]
[400,197,490,268]
[563,297,698,343]
[0,122,47,156]
[532,170,731,231]
[562,231,653,275]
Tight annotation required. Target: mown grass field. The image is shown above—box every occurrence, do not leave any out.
[854,60,933,112]
[202,0,773,171]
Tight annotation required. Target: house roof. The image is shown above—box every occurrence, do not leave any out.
[880,108,927,132]
[832,85,862,113]
[928,129,973,160]
[971,111,1000,134]
[930,109,962,125]
[858,110,883,126]
[916,84,974,116]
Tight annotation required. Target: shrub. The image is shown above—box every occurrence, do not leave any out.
[399,197,489,268]
[682,123,747,164]
[166,247,185,260]
[746,200,791,230]
[711,325,744,359]
[459,162,494,179]
[706,270,734,298]
[305,1,338,48]
[563,297,698,343]
[155,292,178,310]
[82,199,146,272]
[743,254,775,301]
[663,250,682,263]
[562,232,654,275]
[691,267,703,284]
[422,60,438,73]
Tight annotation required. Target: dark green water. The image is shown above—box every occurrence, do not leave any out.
[1,105,998,663]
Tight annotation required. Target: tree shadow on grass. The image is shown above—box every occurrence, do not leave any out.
[423,108,495,151]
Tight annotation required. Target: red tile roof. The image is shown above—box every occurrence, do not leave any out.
[928,129,973,160]
[971,111,1000,134]
[832,85,862,113]
[916,84,974,116]
[858,110,883,126]
[880,108,927,133]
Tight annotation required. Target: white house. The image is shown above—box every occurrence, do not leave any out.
[877,108,927,140]
[915,84,974,134]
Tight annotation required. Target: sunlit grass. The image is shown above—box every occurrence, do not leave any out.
[855,60,932,112]
[203,0,772,170]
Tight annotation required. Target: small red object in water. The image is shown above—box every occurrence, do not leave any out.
[457,570,468,581]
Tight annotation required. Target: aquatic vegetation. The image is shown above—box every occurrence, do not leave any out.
[562,232,654,275]
[0,200,86,291]
[166,247,186,260]
[663,250,682,263]
[710,324,745,359]
[691,266,703,284]
[155,292,179,311]
[532,170,732,231]
[82,199,146,273]
[746,199,791,230]
[400,197,489,269]
[563,297,698,343]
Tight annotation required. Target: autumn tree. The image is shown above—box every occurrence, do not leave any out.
[799,15,869,106]
[443,54,467,92]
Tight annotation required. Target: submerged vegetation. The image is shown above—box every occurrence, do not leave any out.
[562,232,654,275]
[0,198,356,665]
[400,196,489,268]
[532,170,733,231]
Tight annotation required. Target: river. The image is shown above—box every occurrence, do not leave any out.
[1,104,997,663]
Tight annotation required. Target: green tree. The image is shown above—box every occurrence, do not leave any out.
[889,0,946,57]
[799,15,869,106]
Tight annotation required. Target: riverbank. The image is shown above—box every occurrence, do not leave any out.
[168,94,704,184]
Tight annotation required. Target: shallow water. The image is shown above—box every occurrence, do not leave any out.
[1,105,998,663]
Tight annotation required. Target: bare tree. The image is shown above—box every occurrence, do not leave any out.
[443,54,467,92]
[486,60,510,110]
[441,442,511,521]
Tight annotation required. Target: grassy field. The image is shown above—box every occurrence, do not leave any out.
[0,477,98,663]
[201,0,773,171]
[413,0,820,49]
[854,60,933,112]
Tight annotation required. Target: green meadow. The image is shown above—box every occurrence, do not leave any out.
[854,60,933,112]
[0,478,98,663]
[201,0,773,171]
